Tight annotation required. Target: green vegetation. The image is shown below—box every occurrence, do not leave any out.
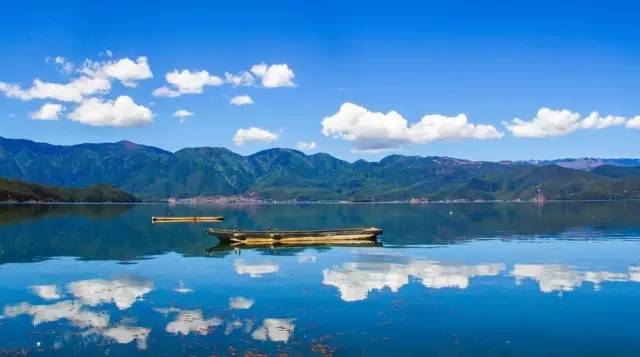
[0,177,137,203]
[0,137,639,201]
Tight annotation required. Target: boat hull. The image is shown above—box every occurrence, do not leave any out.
[206,227,382,245]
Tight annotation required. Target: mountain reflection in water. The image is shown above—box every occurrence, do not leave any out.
[1,202,640,355]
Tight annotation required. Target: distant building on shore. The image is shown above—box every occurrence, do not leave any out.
[534,186,545,203]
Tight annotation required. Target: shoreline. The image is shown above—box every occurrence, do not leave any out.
[1,199,639,205]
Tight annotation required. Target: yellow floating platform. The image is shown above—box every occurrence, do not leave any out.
[152,216,223,223]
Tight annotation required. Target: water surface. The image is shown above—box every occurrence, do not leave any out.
[0,202,639,356]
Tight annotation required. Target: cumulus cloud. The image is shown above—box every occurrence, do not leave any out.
[83,56,153,87]
[225,71,255,87]
[224,63,295,88]
[229,296,255,310]
[627,116,640,129]
[173,109,193,118]
[322,102,503,152]
[250,63,295,88]
[152,86,180,98]
[153,69,223,97]
[230,95,254,106]
[323,255,504,302]
[66,278,153,310]
[234,259,279,277]
[504,108,629,138]
[0,76,111,102]
[233,127,279,146]
[296,141,317,151]
[68,96,153,127]
[251,318,295,342]
[1,55,153,104]
[165,309,223,336]
[173,109,194,123]
[46,56,74,75]
[30,103,64,120]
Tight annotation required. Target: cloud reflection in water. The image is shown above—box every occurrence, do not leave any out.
[512,264,640,293]
[323,254,505,302]
[234,259,279,277]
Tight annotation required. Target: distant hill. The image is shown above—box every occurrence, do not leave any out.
[0,177,137,203]
[0,136,639,201]
[529,158,640,170]
[592,165,640,178]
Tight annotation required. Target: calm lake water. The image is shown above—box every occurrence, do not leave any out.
[1,202,639,356]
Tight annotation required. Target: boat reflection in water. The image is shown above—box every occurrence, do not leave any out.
[206,226,383,247]
[205,239,382,254]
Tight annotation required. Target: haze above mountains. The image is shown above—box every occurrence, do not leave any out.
[1,136,639,201]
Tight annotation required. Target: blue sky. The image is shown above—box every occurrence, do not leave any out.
[0,0,639,161]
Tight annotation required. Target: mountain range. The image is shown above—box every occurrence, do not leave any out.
[1,136,639,201]
[0,177,137,203]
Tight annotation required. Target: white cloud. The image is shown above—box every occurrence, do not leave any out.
[234,259,279,277]
[322,102,503,152]
[173,109,194,123]
[2,300,109,329]
[251,319,295,342]
[323,256,504,302]
[30,284,62,300]
[152,86,180,98]
[68,96,153,127]
[229,296,255,310]
[0,76,111,102]
[165,310,223,336]
[250,63,295,88]
[66,278,153,310]
[2,55,152,104]
[0,82,25,99]
[173,109,193,118]
[296,141,317,151]
[154,69,223,96]
[97,57,153,87]
[233,127,279,146]
[627,116,640,129]
[504,108,629,138]
[30,103,64,120]
[225,71,256,87]
[46,56,74,75]
[230,95,254,106]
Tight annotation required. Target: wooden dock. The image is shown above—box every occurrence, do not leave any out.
[152,216,223,223]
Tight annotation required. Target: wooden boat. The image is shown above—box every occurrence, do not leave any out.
[152,216,223,223]
[206,227,382,245]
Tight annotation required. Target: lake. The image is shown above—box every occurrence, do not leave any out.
[0,202,639,356]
